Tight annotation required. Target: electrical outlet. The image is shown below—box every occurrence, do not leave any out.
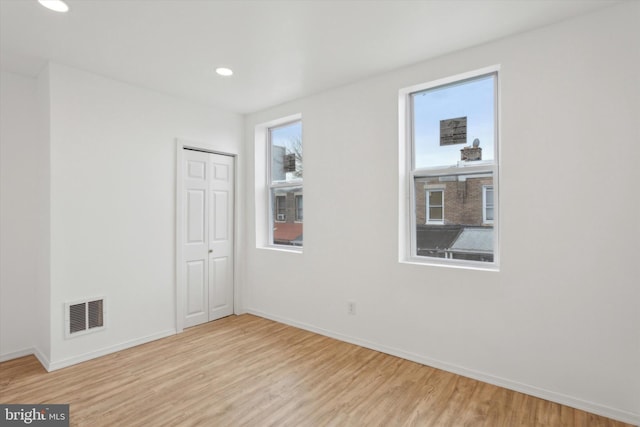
[348,301,356,315]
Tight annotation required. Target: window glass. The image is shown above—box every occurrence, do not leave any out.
[270,121,302,184]
[413,75,495,169]
[415,173,493,261]
[269,120,303,247]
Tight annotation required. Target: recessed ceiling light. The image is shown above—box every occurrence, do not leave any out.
[38,0,70,13]
[215,67,234,77]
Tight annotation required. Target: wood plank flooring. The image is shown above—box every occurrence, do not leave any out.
[0,314,634,426]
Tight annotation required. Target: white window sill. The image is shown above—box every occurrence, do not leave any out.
[259,245,303,254]
[400,257,499,272]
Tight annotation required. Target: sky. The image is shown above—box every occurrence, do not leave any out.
[271,120,302,148]
[413,74,495,169]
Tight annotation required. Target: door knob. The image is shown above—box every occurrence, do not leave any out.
[209,249,213,253]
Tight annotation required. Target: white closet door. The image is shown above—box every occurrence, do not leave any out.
[208,153,234,320]
[183,150,234,328]
[183,150,210,328]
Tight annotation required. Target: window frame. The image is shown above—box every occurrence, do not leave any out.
[266,119,303,249]
[399,66,500,270]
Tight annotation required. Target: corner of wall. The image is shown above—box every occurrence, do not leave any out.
[35,62,52,363]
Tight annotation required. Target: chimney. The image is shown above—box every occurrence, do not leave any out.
[461,138,482,161]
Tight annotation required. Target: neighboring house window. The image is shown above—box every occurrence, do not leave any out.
[483,185,494,224]
[401,68,499,266]
[268,120,303,247]
[426,190,444,224]
[275,195,286,222]
[295,194,303,221]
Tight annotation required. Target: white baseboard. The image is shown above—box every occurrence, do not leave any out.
[246,309,639,426]
[0,348,34,363]
[33,346,50,370]
[0,331,177,372]
[1,347,51,372]
[47,329,176,371]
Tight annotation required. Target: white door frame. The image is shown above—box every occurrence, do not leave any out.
[175,138,240,333]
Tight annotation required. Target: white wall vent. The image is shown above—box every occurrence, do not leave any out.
[65,297,106,338]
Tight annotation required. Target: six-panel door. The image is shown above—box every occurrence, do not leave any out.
[183,149,234,328]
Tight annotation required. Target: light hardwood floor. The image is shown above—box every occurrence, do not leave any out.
[0,314,633,427]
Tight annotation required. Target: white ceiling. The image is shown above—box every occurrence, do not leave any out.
[0,0,620,114]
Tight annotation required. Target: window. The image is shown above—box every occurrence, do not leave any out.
[401,68,499,267]
[426,189,444,224]
[483,185,494,224]
[295,194,303,221]
[275,195,286,221]
[268,120,303,247]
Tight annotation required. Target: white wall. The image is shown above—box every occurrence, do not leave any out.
[244,2,639,424]
[43,63,243,368]
[0,71,43,361]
